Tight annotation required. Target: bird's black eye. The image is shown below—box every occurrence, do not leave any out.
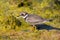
[20,12,28,16]
[21,14,24,16]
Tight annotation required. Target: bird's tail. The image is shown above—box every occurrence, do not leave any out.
[42,18,53,23]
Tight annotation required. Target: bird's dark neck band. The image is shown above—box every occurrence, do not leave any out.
[24,14,28,19]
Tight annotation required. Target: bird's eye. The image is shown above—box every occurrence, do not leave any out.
[21,13,25,16]
[20,12,27,16]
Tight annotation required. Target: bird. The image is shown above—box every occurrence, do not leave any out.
[19,12,52,26]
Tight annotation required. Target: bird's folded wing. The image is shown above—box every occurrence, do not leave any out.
[26,16,45,23]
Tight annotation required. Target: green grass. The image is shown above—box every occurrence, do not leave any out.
[0,0,60,40]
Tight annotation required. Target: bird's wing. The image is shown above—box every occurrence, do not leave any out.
[26,15,46,23]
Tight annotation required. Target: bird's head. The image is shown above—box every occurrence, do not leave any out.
[20,12,28,19]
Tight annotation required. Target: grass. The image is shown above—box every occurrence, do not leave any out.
[0,0,60,40]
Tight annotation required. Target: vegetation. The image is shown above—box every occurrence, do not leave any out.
[0,0,60,40]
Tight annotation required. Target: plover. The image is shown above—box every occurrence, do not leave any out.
[19,12,52,26]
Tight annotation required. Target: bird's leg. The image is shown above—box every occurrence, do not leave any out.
[30,25,36,30]
[32,25,36,30]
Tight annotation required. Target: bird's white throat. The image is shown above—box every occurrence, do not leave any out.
[23,14,28,18]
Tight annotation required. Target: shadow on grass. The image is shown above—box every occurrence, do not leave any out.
[35,24,60,30]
